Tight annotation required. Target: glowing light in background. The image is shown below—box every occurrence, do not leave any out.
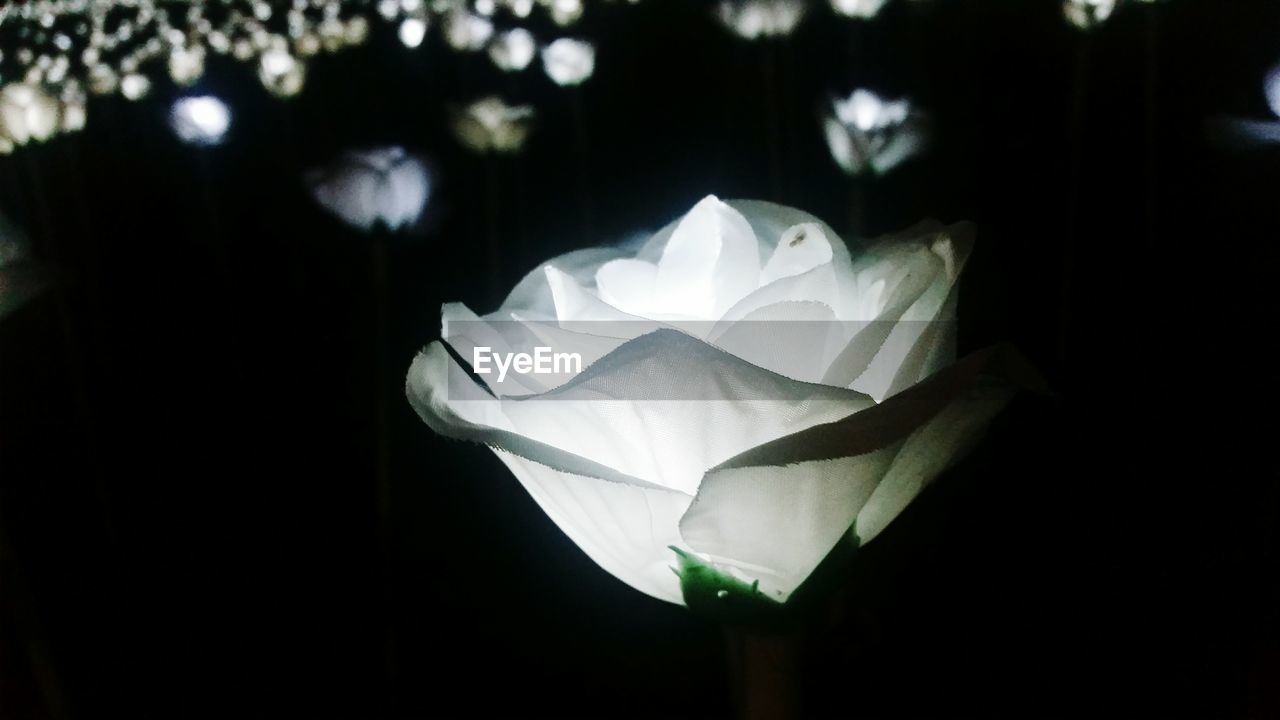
[120,73,152,101]
[0,83,60,146]
[541,38,595,86]
[1063,0,1118,29]
[831,0,890,19]
[548,0,586,27]
[488,28,537,72]
[258,48,306,98]
[452,96,535,153]
[168,45,206,86]
[0,0,638,147]
[1206,57,1280,149]
[306,146,433,232]
[170,96,232,146]
[443,8,494,51]
[1265,59,1280,119]
[823,89,929,176]
[716,0,807,40]
[399,17,429,48]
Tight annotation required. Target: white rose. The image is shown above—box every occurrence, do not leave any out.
[0,83,61,146]
[407,196,1024,609]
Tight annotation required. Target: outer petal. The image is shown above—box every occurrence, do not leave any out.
[494,450,690,604]
[678,344,1029,600]
[423,329,874,495]
[652,196,760,319]
[849,223,974,400]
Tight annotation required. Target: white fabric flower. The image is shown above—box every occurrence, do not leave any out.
[831,0,890,19]
[823,89,929,176]
[443,9,494,51]
[306,147,432,232]
[407,196,1021,607]
[716,0,807,40]
[170,96,232,146]
[451,96,535,153]
[541,38,595,86]
[258,49,306,98]
[1063,0,1118,29]
[0,83,61,146]
[489,29,537,72]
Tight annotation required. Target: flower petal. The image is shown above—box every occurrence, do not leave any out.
[416,329,873,495]
[678,344,1029,599]
[653,196,760,318]
[494,449,690,604]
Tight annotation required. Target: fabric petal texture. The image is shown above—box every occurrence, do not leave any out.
[407,195,1033,611]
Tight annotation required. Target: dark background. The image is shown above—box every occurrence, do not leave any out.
[1,0,1277,717]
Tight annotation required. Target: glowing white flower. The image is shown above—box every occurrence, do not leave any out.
[548,0,585,26]
[120,73,152,101]
[399,17,429,48]
[170,96,232,146]
[1063,0,1118,29]
[541,38,595,86]
[305,147,432,232]
[168,45,206,86]
[506,0,535,18]
[258,49,306,98]
[1206,58,1280,148]
[60,98,86,132]
[831,0,889,19]
[716,0,807,40]
[408,196,1022,608]
[451,96,535,153]
[488,28,537,72]
[1265,59,1280,119]
[823,89,929,176]
[443,9,494,51]
[0,83,61,145]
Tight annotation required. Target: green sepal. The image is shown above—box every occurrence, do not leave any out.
[669,546,788,629]
[670,521,863,629]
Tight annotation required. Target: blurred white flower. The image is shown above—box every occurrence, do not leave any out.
[87,65,119,96]
[0,83,61,145]
[1206,58,1280,149]
[716,0,807,40]
[407,197,1021,607]
[1265,59,1280,119]
[258,49,306,98]
[452,96,535,153]
[345,16,371,46]
[120,73,152,101]
[60,98,87,132]
[1063,0,1117,29]
[0,215,44,320]
[168,45,206,86]
[823,89,929,176]
[170,96,232,146]
[306,147,432,232]
[831,0,889,19]
[548,0,585,26]
[489,28,537,72]
[541,38,595,86]
[443,9,494,51]
[506,0,535,18]
[399,17,429,48]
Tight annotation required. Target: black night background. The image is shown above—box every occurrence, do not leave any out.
[0,0,1276,717]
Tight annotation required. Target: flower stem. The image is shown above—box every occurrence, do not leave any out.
[723,629,801,720]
